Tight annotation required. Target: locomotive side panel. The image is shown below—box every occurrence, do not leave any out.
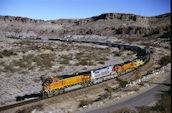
[122,62,135,70]
[61,75,84,87]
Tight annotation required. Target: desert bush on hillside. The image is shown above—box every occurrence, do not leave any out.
[59,54,73,60]
[9,53,55,72]
[116,78,128,88]
[0,49,17,57]
[110,108,136,113]
[158,55,170,67]
[3,64,17,73]
[74,51,108,66]
[0,53,3,58]
[96,92,111,101]
[76,60,94,66]
[98,61,105,64]
[34,54,55,69]
[57,66,64,71]
[59,54,73,65]
[105,87,113,94]
[79,100,92,108]
[136,87,171,113]
[60,59,70,65]
[134,67,141,79]
[16,104,43,113]
[18,40,32,45]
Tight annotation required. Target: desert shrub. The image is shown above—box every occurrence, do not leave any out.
[75,52,84,60]
[0,49,16,57]
[96,92,111,101]
[16,104,43,113]
[99,57,109,61]
[40,75,47,82]
[3,64,16,72]
[116,78,128,88]
[27,45,40,51]
[137,106,163,113]
[131,87,139,91]
[28,66,35,70]
[134,67,141,79]
[111,108,136,113]
[137,87,171,113]
[60,59,69,64]
[82,67,87,70]
[154,91,171,112]
[158,55,170,67]
[34,54,54,68]
[12,59,29,68]
[19,40,32,46]
[51,21,56,24]
[113,51,121,56]
[0,53,3,58]
[105,87,113,94]
[79,100,92,108]
[96,87,114,101]
[18,54,34,67]
[11,53,55,70]
[19,70,28,74]
[57,66,64,71]
[78,60,94,66]
[98,61,105,64]
[59,54,73,60]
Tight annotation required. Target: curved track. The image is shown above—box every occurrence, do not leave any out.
[0,38,151,113]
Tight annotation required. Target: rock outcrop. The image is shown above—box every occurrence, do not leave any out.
[0,13,170,39]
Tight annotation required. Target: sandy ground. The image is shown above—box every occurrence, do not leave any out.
[0,34,170,113]
[0,36,137,107]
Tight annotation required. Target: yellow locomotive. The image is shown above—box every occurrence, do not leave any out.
[41,72,90,97]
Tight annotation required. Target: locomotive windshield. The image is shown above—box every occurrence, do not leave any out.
[45,79,53,84]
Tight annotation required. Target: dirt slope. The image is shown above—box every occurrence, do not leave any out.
[0,13,170,39]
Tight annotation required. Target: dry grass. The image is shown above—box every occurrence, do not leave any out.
[116,78,128,88]
[79,100,93,108]
[109,108,136,113]
[0,49,17,57]
[16,104,44,113]
[158,55,170,67]
[136,89,171,113]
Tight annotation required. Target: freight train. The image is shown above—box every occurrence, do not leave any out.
[40,39,150,97]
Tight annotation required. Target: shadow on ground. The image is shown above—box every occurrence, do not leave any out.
[16,93,41,101]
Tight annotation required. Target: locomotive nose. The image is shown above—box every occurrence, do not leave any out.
[42,83,50,91]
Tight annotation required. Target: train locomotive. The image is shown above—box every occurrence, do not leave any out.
[41,59,145,97]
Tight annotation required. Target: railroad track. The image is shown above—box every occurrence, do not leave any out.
[0,38,152,113]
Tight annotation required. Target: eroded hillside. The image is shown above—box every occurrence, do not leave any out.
[0,13,170,40]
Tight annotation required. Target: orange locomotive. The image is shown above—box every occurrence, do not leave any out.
[112,61,136,73]
[41,72,90,97]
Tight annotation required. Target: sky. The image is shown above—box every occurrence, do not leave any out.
[0,0,170,20]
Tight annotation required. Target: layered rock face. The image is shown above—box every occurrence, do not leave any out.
[0,13,170,39]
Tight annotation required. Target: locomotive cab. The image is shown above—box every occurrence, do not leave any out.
[42,78,53,86]
[41,77,62,97]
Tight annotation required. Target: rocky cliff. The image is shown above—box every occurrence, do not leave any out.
[0,13,170,39]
